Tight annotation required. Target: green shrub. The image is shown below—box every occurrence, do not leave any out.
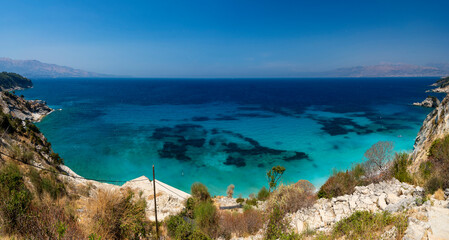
[181,197,196,218]
[26,122,40,134]
[425,176,442,195]
[257,186,269,201]
[264,205,291,240]
[236,197,245,205]
[245,198,258,207]
[330,211,408,239]
[317,169,358,199]
[41,173,66,200]
[242,204,253,212]
[391,152,412,183]
[10,144,34,164]
[0,162,32,233]
[318,162,381,199]
[191,182,211,202]
[166,214,194,239]
[29,168,44,196]
[419,161,433,181]
[194,201,217,236]
[50,152,64,165]
[28,169,65,200]
[267,165,286,192]
[189,230,211,240]
[426,135,449,191]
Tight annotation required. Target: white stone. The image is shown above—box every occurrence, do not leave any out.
[378,194,387,210]
[386,193,400,204]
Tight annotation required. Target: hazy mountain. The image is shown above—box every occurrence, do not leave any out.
[0,57,110,78]
[320,63,449,77]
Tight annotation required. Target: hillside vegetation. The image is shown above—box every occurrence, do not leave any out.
[0,72,33,91]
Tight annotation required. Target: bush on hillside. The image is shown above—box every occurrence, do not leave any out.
[166,214,197,240]
[10,144,34,164]
[318,157,391,199]
[191,182,211,202]
[29,168,66,200]
[390,152,413,183]
[264,205,296,240]
[0,162,32,234]
[257,186,269,201]
[267,183,316,214]
[363,141,394,175]
[50,152,64,165]
[194,201,217,237]
[424,134,449,194]
[317,168,359,199]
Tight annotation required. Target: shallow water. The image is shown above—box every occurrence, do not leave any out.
[20,78,440,196]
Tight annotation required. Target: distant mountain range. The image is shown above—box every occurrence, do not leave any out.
[0,57,110,78]
[1,57,449,78]
[320,63,449,78]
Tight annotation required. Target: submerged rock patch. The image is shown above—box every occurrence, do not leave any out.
[150,124,310,167]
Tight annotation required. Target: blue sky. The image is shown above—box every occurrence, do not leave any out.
[1,0,448,77]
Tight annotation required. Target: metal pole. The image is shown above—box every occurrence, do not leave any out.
[153,165,159,239]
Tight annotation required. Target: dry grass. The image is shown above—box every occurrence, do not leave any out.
[85,188,150,239]
[267,183,316,214]
[22,196,85,239]
[434,189,445,200]
[216,209,264,238]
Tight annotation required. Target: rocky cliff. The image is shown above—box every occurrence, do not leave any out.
[0,91,52,122]
[412,78,449,170]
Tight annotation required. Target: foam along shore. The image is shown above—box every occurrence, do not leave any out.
[59,165,190,221]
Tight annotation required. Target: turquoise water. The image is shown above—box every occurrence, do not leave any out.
[20,78,439,196]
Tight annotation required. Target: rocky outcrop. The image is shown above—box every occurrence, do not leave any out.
[287,179,424,233]
[0,91,52,122]
[429,76,449,93]
[413,96,440,108]
[122,176,190,221]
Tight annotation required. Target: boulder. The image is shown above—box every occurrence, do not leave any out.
[378,194,387,210]
[386,193,400,205]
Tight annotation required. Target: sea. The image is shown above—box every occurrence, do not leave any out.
[19,78,441,197]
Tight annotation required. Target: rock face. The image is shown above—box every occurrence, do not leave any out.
[430,76,449,93]
[412,96,440,108]
[0,91,52,122]
[287,179,424,233]
[411,93,449,170]
[122,176,191,221]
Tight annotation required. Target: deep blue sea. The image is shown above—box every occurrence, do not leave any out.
[19,78,440,196]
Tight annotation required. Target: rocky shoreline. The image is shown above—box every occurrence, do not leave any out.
[0,91,53,122]
[412,96,440,108]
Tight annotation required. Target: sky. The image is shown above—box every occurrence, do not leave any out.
[1,0,449,77]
